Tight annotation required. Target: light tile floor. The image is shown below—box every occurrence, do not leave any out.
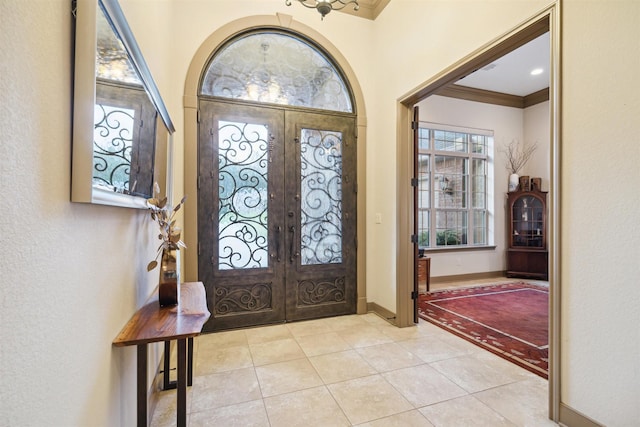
[151,282,556,427]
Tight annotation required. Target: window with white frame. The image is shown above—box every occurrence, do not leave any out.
[417,124,492,248]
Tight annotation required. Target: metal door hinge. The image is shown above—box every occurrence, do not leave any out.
[411,121,419,130]
[411,235,418,244]
[411,291,419,300]
[411,178,418,187]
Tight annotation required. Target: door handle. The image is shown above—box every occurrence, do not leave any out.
[275,225,282,262]
[289,225,298,263]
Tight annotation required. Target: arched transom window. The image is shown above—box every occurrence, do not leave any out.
[200,30,354,113]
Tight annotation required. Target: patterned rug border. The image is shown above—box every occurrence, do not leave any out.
[418,282,549,379]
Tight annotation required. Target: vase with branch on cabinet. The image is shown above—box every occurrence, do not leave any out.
[146,183,187,307]
[500,139,537,192]
[508,173,520,191]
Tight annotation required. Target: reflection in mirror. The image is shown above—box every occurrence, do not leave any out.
[72,0,174,208]
[94,6,156,197]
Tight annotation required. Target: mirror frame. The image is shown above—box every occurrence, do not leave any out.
[72,0,175,208]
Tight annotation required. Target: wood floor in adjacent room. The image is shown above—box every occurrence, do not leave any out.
[152,277,555,427]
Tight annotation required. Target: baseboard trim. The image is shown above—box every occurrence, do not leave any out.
[431,270,507,284]
[559,403,604,427]
[357,296,368,314]
[366,302,397,325]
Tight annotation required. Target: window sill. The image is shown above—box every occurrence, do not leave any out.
[421,245,496,254]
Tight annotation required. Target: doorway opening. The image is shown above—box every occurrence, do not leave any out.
[396,6,560,421]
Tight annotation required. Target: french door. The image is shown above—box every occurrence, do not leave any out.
[198,100,357,331]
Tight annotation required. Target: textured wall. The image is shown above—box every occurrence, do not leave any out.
[1,1,160,425]
[561,1,640,425]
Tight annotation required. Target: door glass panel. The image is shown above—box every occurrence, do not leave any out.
[201,32,353,113]
[300,129,343,265]
[218,120,269,269]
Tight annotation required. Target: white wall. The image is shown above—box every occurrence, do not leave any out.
[561,1,640,425]
[416,95,527,277]
[1,1,164,425]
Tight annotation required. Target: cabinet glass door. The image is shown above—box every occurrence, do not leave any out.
[512,196,544,247]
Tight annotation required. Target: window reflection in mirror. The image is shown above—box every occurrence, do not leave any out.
[93,3,156,197]
[72,0,173,208]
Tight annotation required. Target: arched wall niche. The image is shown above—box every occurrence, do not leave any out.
[183,13,368,313]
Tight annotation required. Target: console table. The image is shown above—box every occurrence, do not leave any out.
[113,281,210,427]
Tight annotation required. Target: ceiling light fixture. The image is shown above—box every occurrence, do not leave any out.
[530,68,544,76]
[285,0,360,20]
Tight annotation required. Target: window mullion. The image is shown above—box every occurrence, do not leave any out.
[429,132,435,247]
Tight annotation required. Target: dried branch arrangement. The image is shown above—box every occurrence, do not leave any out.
[146,183,187,271]
[500,140,538,175]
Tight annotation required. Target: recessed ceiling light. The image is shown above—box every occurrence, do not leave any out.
[531,68,544,76]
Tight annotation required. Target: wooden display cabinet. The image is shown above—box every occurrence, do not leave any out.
[507,189,548,280]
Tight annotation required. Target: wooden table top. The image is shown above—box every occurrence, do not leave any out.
[113,281,210,347]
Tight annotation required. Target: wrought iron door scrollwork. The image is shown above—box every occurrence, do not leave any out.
[297,277,345,305]
[214,283,272,315]
[300,129,343,265]
[93,104,134,191]
[218,120,269,270]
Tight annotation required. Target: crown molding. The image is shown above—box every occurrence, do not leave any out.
[524,88,550,108]
[435,84,549,109]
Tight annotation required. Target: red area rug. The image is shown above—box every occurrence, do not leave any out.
[418,282,548,378]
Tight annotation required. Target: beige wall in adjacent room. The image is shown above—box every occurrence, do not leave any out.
[523,100,551,191]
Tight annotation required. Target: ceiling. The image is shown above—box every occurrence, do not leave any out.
[455,32,550,97]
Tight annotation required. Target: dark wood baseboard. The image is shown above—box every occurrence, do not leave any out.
[431,270,507,284]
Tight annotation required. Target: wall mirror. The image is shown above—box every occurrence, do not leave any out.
[72,0,175,208]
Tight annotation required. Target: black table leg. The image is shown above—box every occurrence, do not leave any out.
[162,338,195,391]
[177,338,187,427]
[187,337,194,386]
[137,344,148,427]
[163,341,172,390]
